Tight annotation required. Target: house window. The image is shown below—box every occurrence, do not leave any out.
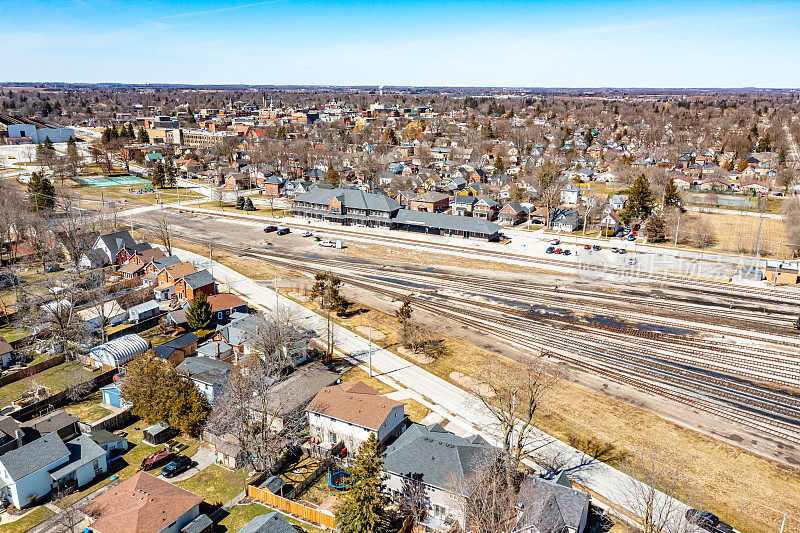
[218,312,223,320]
[329,431,337,443]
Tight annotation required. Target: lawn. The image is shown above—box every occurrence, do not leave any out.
[196,201,289,218]
[57,418,202,508]
[0,360,93,408]
[0,506,54,533]
[403,398,430,424]
[295,468,347,506]
[0,324,31,343]
[62,391,112,423]
[176,465,248,506]
[214,504,327,533]
[340,366,397,395]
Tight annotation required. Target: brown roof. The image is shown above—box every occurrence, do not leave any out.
[166,261,197,280]
[207,293,247,312]
[83,472,203,533]
[0,338,12,355]
[306,381,403,431]
[119,262,145,274]
[135,248,166,264]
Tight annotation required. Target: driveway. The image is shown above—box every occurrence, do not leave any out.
[158,445,216,482]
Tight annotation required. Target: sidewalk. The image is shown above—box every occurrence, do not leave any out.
[172,245,688,526]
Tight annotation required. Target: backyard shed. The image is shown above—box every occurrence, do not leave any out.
[142,422,175,446]
[128,300,161,322]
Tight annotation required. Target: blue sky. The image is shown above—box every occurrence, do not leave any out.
[1,0,799,87]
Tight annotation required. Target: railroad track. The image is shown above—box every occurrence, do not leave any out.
[136,221,800,445]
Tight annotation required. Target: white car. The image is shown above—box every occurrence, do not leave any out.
[319,240,336,247]
[550,238,560,245]
[301,231,313,237]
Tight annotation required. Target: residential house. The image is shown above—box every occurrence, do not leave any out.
[201,429,248,470]
[224,172,250,190]
[155,261,198,301]
[560,183,581,206]
[0,338,12,368]
[609,194,628,211]
[196,340,233,362]
[83,471,204,533]
[174,270,216,301]
[0,432,106,509]
[307,381,405,459]
[473,197,499,220]
[395,189,418,208]
[206,293,248,323]
[87,230,136,267]
[88,428,129,459]
[408,191,451,213]
[451,195,478,216]
[383,423,496,532]
[498,201,527,225]
[550,208,580,232]
[176,356,233,403]
[598,211,622,234]
[153,332,198,365]
[514,472,590,533]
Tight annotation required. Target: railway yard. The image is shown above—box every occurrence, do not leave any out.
[139,207,800,470]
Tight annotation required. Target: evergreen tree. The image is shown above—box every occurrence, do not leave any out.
[126,123,135,138]
[644,213,666,242]
[243,197,255,211]
[621,174,655,225]
[151,161,165,188]
[43,136,54,151]
[164,157,176,187]
[493,154,505,175]
[336,433,387,533]
[27,171,55,211]
[235,196,245,210]
[137,127,150,143]
[663,179,681,208]
[101,128,111,144]
[186,291,213,330]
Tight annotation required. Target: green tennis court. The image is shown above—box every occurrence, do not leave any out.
[73,175,150,187]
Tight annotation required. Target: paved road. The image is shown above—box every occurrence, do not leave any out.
[171,246,690,528]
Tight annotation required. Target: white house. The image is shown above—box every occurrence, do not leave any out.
[306,381,405,458]
[560,183,581,206]
[0,433,106,509]
[383,423,496,532]
[176,357,233,403]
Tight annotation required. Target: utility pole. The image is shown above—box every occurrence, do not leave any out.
[368,317,373,377]
[274,274,279,313]
[674,210,681,248]
[754,192,766,257]
[209,243,213,278]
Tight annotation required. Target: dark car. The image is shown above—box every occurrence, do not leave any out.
[161,455,193,478]
[685,509,719,530]
[562,249,571,256]
[277,227,290,235]
[546,246,555,254]
[264,225,278,233]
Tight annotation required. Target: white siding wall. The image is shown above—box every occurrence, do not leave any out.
[385,473,465,530]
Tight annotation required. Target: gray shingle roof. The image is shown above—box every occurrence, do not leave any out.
[383,423,495,492]
[181,514,213,533]
[515,474,589,532]
[393,209,501,236]
[49,434,106,481]
[238,512,296,533]
[181,269,215,289]
[153,332,198,359]
[153,255,183,270]
[176,356,233,386]
[294,187,400,213]
[0,432,69,481]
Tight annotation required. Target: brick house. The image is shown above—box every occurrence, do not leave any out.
[174,270,216,301]
[473,197,499,220]
[408,191,451,213]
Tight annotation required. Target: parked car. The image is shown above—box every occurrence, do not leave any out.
[161,455,193,478]
[583,244,591,250]
[301,231,313,237]
[554,248,563,254]
[626,256,637,265]
[626,234,636,241]
[319,240,336,247]
[618,248,627,254]
[611,247,618,253]
[562,249,571,256]
[685,509,719,531]
[592,245,601,251]
[264,225,278,233]
[550,238,560,245]
[277,227,290,235]
[546,246,555,254]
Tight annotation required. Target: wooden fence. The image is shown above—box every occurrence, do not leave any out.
[0,355,64,387]
[10,368,116,422]
[246,485,337,530]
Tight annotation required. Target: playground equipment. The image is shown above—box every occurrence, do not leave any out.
[327,469,352,490]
